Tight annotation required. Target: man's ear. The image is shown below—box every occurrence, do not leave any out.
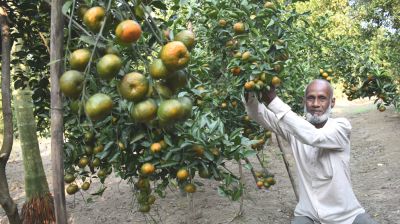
[331,97,336,108]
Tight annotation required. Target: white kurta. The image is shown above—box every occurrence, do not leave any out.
[244,94,365,224]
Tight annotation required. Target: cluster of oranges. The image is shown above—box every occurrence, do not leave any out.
[319,68,334,82]
[255,171,276,190]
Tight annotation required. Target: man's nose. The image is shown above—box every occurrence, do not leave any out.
[311,99,320,107]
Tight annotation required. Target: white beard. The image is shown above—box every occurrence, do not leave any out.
[304,104,332,125]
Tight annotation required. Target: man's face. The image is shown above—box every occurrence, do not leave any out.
[304,81,335,126]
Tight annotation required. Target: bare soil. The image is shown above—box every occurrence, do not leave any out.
[1,98,400,224]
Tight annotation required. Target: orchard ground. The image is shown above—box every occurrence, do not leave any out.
[1,96,399,224]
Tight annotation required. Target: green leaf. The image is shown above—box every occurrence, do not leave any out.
[62,1,73,15]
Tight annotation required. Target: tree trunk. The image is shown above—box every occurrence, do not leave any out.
[0,6,22,224]
[50,0,67,223]
[14,90,55,224]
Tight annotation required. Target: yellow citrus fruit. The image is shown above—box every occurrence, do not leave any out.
[233,22,245,34]
[159,41,190,71]
[85,93,113,121]
[83,6,105,32]
[69,48,91,71]
[150,142,162,153]
[81,182,90,191]
[219,19,227,27]
[184,183,196,193]
[64,173,75,183]
[78,156,89,168]
[271,76,281,87]
[192,144,205,157]
[177,169,189,181]
[264,1,276,10]
[130,98,158,123]
[96,54,122,80]
[141,163,155,175]
[118,72,149,102]
[173,30,196,50]
[60,70,84,99]
[241,51,251,61]
[115,20,142,44]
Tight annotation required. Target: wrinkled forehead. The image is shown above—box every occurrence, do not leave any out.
[305,80,333,98]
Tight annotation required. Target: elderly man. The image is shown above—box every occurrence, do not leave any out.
[244,79,377,224]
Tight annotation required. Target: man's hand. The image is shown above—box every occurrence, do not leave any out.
[260,85,277,105]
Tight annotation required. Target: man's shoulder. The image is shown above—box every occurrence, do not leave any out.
[329,117,352,130]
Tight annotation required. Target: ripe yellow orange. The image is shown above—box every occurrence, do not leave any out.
[264,1,276,10]
[118,72,149,102]
[149,59,169,79]
[271,76,281,87]
[96,54,122,80]
[130,98,158,123]
[150,142,162,153]
[231,67,241,75]
[176,168,189,181]
[85,93,113,121]
[83,6,105,32]
[322,72,329,78]
[233,22,245,34]
[115,20,142,44]
[244,81,255,90]
[218,19,227,27]
[184,183,196,193]
[173,30,196,50]
[159,41,190,71]
[319,68,324,74]
[256,181,264,189]
[60,70,84,99]
[241,51,251,61]
[69,48,91,71]
[141,163,155,175]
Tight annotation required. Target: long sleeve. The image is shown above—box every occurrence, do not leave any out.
[243,93,291,141]
[267,97,351,150]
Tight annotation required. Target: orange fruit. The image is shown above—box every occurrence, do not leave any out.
[178,97,193,120]
[154,82,173,99]
[184,183,196,193]
[69,48,91,71]
[159,41,190,71]
[173,30,196,50]
[176,168,189,181]
[265,177,276,185]
[92,158,101,167]
[139,204,150,213]
[219,19,227,27]
[149,59,169,79]
[85,93,113,121]
[60,70,84,99]
[319,68,324,74]
[192,144,205,157]
[97,169,107,178]
[118,72,149,102]
[83,6,105,32]
[241,51,251,61]
[66,184,79,195]
[157,99,184,123]
[165,70,187,92]
[271,76,281,87]
[322,72,329,78]
[244,81,255,90]
[150,142,162,153]
[81,182,90,191]
[64,173,75,183]
[130,98,158,123]
[233,22,245,34]
[141,163,155,175]
[78,156,89,168]
[115,20,142,44]
[378,105,386,112]
[221,102,227,108]
[256,181,264,189]
[231,67,241,75]
[94,144,104,154]
[264,1,276,10]
[96,54,122,80]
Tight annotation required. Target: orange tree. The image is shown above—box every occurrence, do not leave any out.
[60,0,399,216]
[60,0,284,214]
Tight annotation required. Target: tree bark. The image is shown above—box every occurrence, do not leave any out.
[0,6,22,224]
[50,0,67,223]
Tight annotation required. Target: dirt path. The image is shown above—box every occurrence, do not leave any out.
[1,98,399,224]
